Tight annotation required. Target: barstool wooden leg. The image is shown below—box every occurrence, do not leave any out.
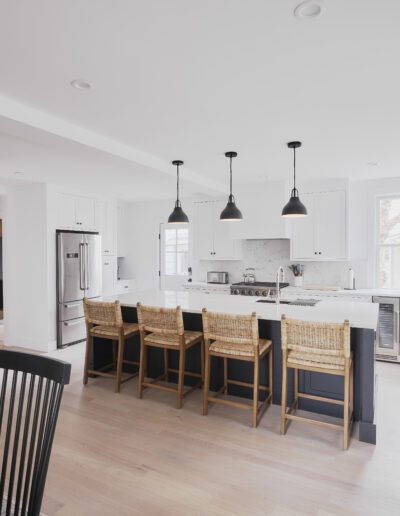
[177,346,186,409]
[223,357,228,394]
[115,335,125,393]
[280,351,288,434]
[83,331,91,385]
[164,348,169,382]
[137,335,146,399]
[203,346,210,416]
[252,355,260,428]
[200,339,205,388]
[294,367,299,410]
[269,349,273,404]
[343,361,350,450]
[112,340,117,369]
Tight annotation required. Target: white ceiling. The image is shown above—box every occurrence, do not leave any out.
[0,0,399,199]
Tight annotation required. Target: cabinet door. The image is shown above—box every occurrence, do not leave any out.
[290,193,316,259]
[316,190,347,260]
[193,202,214,259]
[212,200,240,260]
[98,201,117,255]
[57,193,76,229]
[102,256,117,297]
[75,196,96,230]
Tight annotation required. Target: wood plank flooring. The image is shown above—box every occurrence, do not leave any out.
[10,343,400,515]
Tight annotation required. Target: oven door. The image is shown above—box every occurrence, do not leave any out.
[373,296,400,359]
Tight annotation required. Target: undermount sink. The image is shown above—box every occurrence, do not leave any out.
[256,299,291,304]
[256,298,320,307]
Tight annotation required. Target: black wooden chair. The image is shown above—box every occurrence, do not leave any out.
[0,350,71,516]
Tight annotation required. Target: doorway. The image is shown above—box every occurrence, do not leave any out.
[159,223,190,290]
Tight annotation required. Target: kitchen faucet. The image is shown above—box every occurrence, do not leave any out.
[276,266,285,305]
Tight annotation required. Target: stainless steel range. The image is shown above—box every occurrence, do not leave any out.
[230,281,289,297]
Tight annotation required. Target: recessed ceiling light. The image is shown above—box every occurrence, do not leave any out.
[14,171,24,176]
[367,161,378,167]
[294,1,322,20]
[70,79,92,90]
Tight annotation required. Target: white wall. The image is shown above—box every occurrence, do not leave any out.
[3,183,53,351]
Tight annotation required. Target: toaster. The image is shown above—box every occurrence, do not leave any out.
[207,271,229,284]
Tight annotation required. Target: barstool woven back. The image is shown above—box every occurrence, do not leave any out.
[202,309,259,350]
[281,316,350,359]
[83,299,123,328]
[136,303,184,336]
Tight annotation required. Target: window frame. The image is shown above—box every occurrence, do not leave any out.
[375,194,400,289]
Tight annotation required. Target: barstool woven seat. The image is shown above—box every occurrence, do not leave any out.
[137,303,204,408]
[83,299,140,392]
[280,315,354,449]
[202,309,273,428]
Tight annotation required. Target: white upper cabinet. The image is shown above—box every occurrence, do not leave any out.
[57,193,97,231]
[193,200,242,260]
[98,200,117,256]
[290,185,348,261]
[230,181,290,240]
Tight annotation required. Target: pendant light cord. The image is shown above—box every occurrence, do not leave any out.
[230,156,233,197]
[293,146,296,191]
[176,163,180,204]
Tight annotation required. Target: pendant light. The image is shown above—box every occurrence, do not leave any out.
[220,151,243,221]
[282,141,308,217]
[168,160,189,223]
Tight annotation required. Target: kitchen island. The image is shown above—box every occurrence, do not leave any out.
[98,290,379,444]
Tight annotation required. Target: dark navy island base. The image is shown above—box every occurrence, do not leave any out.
[92,306,376,445]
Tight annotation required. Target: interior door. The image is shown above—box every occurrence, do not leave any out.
[57,232,86,303]
[290,192,315,259]
[159,223,190,290]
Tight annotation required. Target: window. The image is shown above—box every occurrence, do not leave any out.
[164,227,189,276]
[377,196,400,288]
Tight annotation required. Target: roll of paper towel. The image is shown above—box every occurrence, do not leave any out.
[347,268,354,290]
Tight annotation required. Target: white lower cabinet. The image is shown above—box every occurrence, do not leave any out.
[102,256,117,297]
[117,279,135,294]
[193,200,242,260]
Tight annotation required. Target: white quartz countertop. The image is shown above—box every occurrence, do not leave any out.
[283,286,400,297]
[104,289,379,330]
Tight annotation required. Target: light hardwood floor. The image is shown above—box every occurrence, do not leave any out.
[33,344,400,515]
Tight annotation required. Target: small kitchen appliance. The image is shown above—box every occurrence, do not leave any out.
[207,271,229,284]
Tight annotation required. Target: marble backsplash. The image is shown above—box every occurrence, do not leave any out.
[194,239,365,288]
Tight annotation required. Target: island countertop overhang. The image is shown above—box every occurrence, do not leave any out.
[103,290,379,330]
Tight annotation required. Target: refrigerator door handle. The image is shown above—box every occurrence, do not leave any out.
[63,302,81,309]
[63,320,84,327]
[79,243,85,290]
[395,311,400,344]
[85,243,90,290]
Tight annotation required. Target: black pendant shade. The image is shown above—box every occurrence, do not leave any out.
[168,160,189,223]
[282,141,308,218]
[220,151,243,221]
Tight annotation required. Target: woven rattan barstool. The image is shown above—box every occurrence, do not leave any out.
[83,298,140,393]
[136,303,204,408]
[280,315,354,449]
[202,309,273,428]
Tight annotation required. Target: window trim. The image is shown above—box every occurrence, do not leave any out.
[375,194,400,288]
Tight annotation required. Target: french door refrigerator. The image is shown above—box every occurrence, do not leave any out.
[57,231,102,348]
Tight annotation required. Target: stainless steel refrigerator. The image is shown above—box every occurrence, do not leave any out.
[57,231,102,348]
